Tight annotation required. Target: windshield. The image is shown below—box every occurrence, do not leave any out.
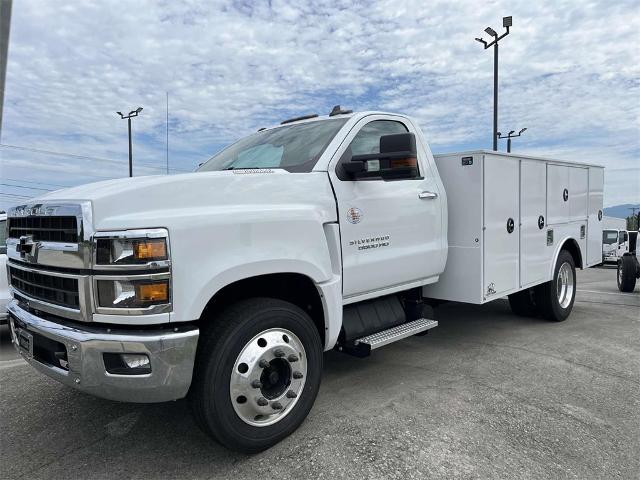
[603,230,618,244]
[198,119,347,173]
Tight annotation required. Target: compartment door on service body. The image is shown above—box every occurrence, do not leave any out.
[483,155,519,299]
[520,160,547,287]
[586,167,604,266]
[547,165,570,224]
[328,116,443,299]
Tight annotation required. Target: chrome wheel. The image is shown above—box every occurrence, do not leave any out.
[556,261,574,309]
[617,263,623,285]
[230,328,307,427]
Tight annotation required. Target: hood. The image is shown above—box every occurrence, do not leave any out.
[33,169,337,231]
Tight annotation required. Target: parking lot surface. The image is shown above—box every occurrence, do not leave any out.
[1,266,638,480]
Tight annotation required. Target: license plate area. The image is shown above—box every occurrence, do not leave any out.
[9,314,68,369]
[19,330,32,351]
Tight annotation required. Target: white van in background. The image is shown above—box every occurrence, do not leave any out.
[602,229,629,263]
[0,212,8,324]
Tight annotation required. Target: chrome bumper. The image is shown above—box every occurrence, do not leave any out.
[7,300,199,403]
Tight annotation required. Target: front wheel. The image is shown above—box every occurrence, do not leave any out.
[617,256,638,292]
[534,250,576,322]
[189,298,323,453]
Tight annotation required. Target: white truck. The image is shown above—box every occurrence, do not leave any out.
[617,216,639,292]
[602,228,629,263]
[5,109,604,452]
[0,212,9,324]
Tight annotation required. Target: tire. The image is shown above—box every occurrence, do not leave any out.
[189,298,323,453]
[617,256,637,292]
[534,250,576,322]
[508,288,538,317]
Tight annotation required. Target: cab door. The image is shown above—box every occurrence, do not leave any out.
[328,115,443,299]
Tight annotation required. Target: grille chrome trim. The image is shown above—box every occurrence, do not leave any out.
[8,261,94,322]
[9,266,80,309]
[6,202,94,270]
[8,216,78,242]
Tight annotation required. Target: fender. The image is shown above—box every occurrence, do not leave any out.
[185,259,330,322]
[548,236,583,280]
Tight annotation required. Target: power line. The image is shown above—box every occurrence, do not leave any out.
[0,192,31,199]
[0,183,53,191]
[2,177,71,188]
[0,143,193,172]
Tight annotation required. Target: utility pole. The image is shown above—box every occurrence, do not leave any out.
[0,0,13,141]
[475,16,512,151]
[116,107,143,177]
[497,128,527,153]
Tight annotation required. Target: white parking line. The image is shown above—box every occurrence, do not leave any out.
[577,289,638,297]
[0,358,27,369]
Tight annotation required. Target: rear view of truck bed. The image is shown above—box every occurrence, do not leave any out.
[423,151,604,304]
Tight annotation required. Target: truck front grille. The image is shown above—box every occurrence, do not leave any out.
[9,267,80,310]
[8,216,79,243]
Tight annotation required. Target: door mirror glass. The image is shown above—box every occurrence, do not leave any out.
[345,132,419,180]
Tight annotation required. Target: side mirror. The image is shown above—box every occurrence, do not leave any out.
[344,132,419,179]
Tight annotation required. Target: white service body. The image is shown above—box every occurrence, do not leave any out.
[423,151,604,303]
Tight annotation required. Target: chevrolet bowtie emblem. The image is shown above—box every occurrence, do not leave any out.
[16,236,35,259]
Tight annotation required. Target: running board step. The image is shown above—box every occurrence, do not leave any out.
[340,318,438,357]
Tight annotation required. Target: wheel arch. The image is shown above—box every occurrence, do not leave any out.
[198,272,327,347]
[550,237,583,279]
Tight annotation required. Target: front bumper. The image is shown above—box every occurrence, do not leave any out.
[7,300,199,403]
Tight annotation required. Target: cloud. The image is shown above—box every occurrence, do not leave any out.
[1,0,639,211]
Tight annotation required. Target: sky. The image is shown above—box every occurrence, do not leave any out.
[1,0,639,212]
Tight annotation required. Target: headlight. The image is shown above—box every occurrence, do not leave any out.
[92,228,172,314]
[94,229,169,266]
[96,277,170,309]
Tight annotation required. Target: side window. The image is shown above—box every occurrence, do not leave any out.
[338,120,417,180]
[349,120,408,156]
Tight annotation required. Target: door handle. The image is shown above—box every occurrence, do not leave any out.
[418,191,438,200]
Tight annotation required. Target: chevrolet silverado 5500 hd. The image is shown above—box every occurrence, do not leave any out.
[6,109,604,452]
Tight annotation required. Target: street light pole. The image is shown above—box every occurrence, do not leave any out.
[127,116,132,177]
[497,128,527,153]
[475,16,512,151]
[116,107,143,177]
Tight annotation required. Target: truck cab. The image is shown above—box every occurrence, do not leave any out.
[4,109,603,452]
[603,229,629,263]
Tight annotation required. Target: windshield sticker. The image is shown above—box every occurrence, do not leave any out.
[349,235,390,251]
[346,207,363,224]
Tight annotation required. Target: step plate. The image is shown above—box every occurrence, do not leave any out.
[355,318,438,350]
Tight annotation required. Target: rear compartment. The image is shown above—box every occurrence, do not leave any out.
[422,151,604,304]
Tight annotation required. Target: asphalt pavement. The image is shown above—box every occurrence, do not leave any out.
[1,265,638,480]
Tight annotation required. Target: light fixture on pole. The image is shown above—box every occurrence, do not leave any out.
[475,16,512,151]
[497,127,526,153]
[116,107,143,177]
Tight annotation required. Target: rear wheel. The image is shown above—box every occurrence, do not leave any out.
[508,288,537,317]
[534,250,576,322]
[617,256,637,292]
[189,298,323,453]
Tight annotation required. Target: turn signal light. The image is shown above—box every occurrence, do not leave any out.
[134,239,167,260]
[136,282,169,302]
